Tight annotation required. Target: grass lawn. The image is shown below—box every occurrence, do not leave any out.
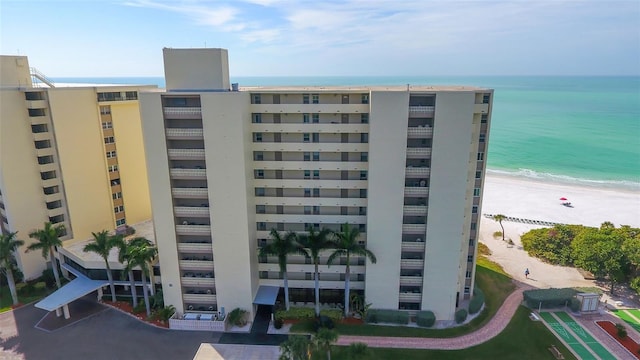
[0,282,51,313]
[321,306,578,360]
[294,253,516,338]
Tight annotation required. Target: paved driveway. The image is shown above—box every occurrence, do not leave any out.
[0,302,219,360]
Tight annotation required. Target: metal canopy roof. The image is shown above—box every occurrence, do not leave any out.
[34,276,107,311]
[253,285,280,305]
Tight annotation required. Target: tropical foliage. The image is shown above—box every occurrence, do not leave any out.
[124,237,157,316]
[298,227,334,316]
[492,214,506,241]
[84,230,123,302]
[27,222,65,289]
[0,232,24,305]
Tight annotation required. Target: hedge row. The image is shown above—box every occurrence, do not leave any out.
[416,311,436,328]
[455,309,468,324]
[274,307,343,321]
[469,287,485,314]
[366,309,409,324]
[523,288,577,308]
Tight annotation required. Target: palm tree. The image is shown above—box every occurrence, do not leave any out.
[118,239,139,308]
[298,227,334,316]
[493,214,506,242]
[27,222,65,289]
[258,229,307,311]
[0,232,25,305]
[83,230,123,302]
[314,328,338,360]
[127,237,157,316]
[328,223,377,317]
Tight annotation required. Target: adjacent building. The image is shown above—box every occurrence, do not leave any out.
[140,48,493,321]
[0,55,155,280]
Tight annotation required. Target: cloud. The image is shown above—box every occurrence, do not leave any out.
[124,0,241,30]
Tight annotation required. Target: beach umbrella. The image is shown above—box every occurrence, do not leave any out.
[559,197,568,201]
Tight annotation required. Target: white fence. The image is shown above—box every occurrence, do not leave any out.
[169,313,227,332]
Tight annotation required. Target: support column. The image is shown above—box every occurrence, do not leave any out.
[55,307,62,317]
[63,304,70,319]
[97,288,103,301]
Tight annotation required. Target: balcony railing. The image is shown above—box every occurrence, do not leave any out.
[181,277,215,287]
[176,224,211,235]
[163,107,202,119]
[405,167,430,177]
[402,224,426,234]
[407,127,433,138]
[182,293,216,303]
[401,241,426,252]
[170,168,207,179]
[400,259,424,269]
[172,188,208,199]
[179,259,214,271]
[398,292,422,302]
[406,148,432,159]
[404,187,429,197]
[177,243,213,253]
[403,205,428,216]
[174,206,209,218]
[165,128,204,139]
[399,276,423,286]
[168,149,205,160]
[408,106,435,116]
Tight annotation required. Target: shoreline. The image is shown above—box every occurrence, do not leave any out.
[486,168,640,192]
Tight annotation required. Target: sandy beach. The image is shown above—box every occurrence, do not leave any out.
[479,173,640,306]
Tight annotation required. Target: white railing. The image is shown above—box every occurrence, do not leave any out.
[169,312,226,332]
[409,106,435,113]
[174,206,209,217]
[407,127,433,138]
[181,277,215,287]
[167,149,205,160]
[399,276,423,286]
[182,293,217,303]
[179,259,214,271]
[400,259,424,269]
[163,107,202,116]
[172,188,208,198]
[405,167,430,177]
[177,243,212,253]
[404,187,429,197]
[165,128,204,139]
[402,224,426,234]
[398,292,422,302]
[403,205,428,216]
[401,241,426,252]
[176,224,211,235]
[406,148,432,158]
[170,168,206,179]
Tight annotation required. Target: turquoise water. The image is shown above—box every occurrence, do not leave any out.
[54,76,640,189]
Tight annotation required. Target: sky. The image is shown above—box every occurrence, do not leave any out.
[1,0,639,77]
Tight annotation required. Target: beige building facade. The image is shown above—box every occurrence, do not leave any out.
[0,55,154,280]
[141,48,493,321]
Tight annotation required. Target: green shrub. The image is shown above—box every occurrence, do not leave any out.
[569,298,581,312]
[469,288,485,314]
[455,309,468,324]
[630,277,640,295]
[41,269,56,289]
[615,323,627,338]
[523,288,578,308]
[416,311,435,327]
[133,301,147,314]
[365,309,408,324]
[319,308,343,322]
[274,318,283,329]
[228,308,248,326]
[313,315,335,331]
[153,305,176,322]
[275,307,315,321]
[493,231,503,239]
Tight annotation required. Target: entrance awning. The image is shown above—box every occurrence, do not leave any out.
[253,285,280,305]
[35,276,107,311]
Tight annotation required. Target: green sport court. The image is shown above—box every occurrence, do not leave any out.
[611,309,640,333]
[539,312,598,360]
[553,311,616,360]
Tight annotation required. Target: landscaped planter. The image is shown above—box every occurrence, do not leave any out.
[169,313,226,331]
[596,321,640,359]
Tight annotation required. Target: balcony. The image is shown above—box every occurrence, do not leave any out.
[181,277,215,287]
[405,167,430,178]
[404,187,429,197]
[407,127,433,139]
[250,104,369,114]
[182,293,216,303]
[172,188,208,199]
[174,206,209,218]
[399,276,423,286]
[167,149,205,160]
[398,292,422,303]
[251,123,368,134]
[176,224,211,236]
[252,142,367,153]
[165,128,204,139]
[406,148,431,159]
[254,179,367,189]
[259,278,365,290]
[256,161,367,171]
[170,168,206,180]
[255,214,366,224]
[402,224,426,234]
[474,103,489,114]
[408,106,435,117]
[400,259,424,270]
[255,197,367,207]
[403,205,427,216]
[26,100,47,109]
[177,243,212,253]
[401,241,425,252]
[33,132,51,142]
[179,259,214,271]
[163,107,202,119]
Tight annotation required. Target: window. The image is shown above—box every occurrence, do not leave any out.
[312,152,320,161]
[470,222,477,230]
[100,106,111,115]
[252,94,261,104]
[482,93,490,104]
[304,188,311,197]
[360,171,367,180]
[359,224,366,232]
[312,133,319,143]
[106,151,117,158]
[313,206,320,215]
[342,94,349,104]
[304,206,311,215]
[304,170,310,179]
[312,94,319,104]
[31,124,48,133]
[108,165,119,172]
[359,207,366,215]
[34,140,51,149]
[253,113,262,123]
[49,214,65,224]
[302,94,309,104]
[28,108,45,117]
[466,271,472,278]
[256,205,266,214]
[361,114,369,124]
[481,114,488,123]
[37,155,54,165]
[125,91,137,100]
[273,94,280,104]
[360,133,368,143]
[477,152,484,161]
[303,133,310,142]
[312,114,319,123]
[479,134,485,143]
[469,238,474,246]
[116,218,126,226]
[475,171,482,179]
[114,205,124,213]
[467,255,474,262]
[341,114,349,124]
[41,171,56,180]
[255,188,265,196]
[360,152,368,162]
[472,206,478,214]
[111,178,121,186]
[360,189,367,198]
[361,94,369,104]
[304,152,311,161]
[104,136,115,144]
[313,170,320,179]
[313,188,320,197]
[112,192,123,200]
[255,170,264,179]
[473,188,480,197]
[254,152,264,161]
[46,200,62,210]
[257,222,266,230]
[254,133,263,142]
[43,186,59,195]
[102,122,113,129]
[303,113,310,123]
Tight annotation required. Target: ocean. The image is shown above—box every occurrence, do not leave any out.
[54,76,640,190]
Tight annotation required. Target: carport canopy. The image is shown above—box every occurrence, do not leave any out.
[35,276,107,311]
[253,285,280,305]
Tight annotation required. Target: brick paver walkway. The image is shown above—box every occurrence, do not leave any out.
[336,284,527,349]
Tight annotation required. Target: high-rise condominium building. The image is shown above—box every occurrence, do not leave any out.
[141,48,492,321]
[0,55,154,280]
